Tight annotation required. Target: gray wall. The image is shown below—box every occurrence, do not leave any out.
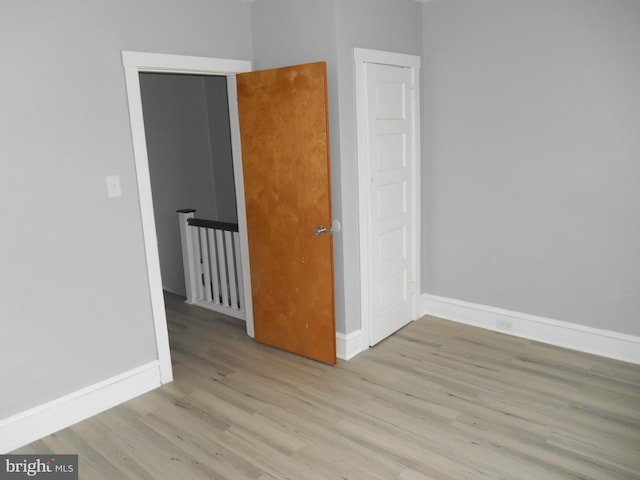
[140,73,236,297]
[250,0,423,335]
[204,76,238,224]
[422,0,640,335]
[0,0,252,419]
[2,0,638,426]
[334,0,423,334]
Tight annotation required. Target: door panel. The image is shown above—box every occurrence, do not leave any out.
[236,62,336,365]
[367,63,416,345]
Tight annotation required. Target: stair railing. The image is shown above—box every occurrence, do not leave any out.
[177,209,245,320]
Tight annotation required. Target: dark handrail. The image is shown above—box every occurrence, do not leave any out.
[187,217,239,233]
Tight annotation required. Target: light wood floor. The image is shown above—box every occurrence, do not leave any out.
[16,292,640,479]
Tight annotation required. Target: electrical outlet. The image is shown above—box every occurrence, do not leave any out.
[496,318,513,331]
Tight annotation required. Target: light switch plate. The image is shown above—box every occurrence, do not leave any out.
[106,175,122,197]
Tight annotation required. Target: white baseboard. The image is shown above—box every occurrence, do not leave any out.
[336,330,363,360]
[0,361,163,453]
[422,294,640,365]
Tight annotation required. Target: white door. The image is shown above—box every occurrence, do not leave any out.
[356,50,420,347]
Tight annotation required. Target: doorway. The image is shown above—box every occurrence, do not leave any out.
[354,48,421,347]
[138,73,237,299]
[123,52,338,375]
[122,51,253,383]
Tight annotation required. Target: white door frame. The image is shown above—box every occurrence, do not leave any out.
[354,48,421,349]
[121,51,254,383]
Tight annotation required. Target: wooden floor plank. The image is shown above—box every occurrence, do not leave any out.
[13,292,640,480]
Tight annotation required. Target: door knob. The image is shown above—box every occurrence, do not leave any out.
[313,225,327,236]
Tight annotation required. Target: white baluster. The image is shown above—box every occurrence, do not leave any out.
[200,227,213,303]
[216,229,230,307]
[225,230,239,309]
[233,231,244,313]
[207,228,221,305]
[178,210,198,304]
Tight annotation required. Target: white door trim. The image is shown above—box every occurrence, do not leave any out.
[121,51,253,383]
[354,48,421,349]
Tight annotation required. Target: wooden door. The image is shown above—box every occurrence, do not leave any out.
[236,62,336,365]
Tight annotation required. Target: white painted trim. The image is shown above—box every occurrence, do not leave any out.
[354,48,421,348]
[336,330,364,361]
[121,51,255,369]
[122,51,250,75]
[354,52,372,349]
[227,76,254,337]
[0,362,161,453]
[354,49,420,69]
[422,294,640,365]
[122,54,172,384]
